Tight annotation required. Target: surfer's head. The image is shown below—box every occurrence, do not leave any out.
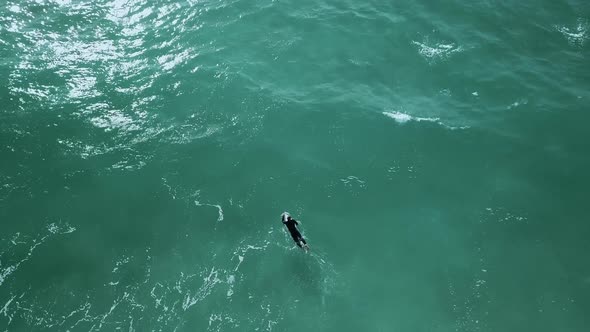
[281,212,290,222]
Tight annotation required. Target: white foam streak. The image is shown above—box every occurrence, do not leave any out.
[383,111,468,130]
[182,268,221,311]
[234,255,244,271]
[194,200,224,223]
[89,293,128,332]
[383,111,439,124]
[0,223,76,287]
[0,295,17,325]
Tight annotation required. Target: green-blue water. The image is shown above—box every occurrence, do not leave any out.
[1,0,589,331]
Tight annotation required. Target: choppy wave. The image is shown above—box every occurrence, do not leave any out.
[2,0,267,177]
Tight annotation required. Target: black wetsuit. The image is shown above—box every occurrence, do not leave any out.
[283,218,307,247]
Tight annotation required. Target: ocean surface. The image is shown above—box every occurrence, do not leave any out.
[1,0,589,331]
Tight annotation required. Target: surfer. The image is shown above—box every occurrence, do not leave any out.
[281,212,309,251]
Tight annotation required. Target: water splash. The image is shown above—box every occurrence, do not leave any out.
[556,19,589,46]
[412,40,463,63]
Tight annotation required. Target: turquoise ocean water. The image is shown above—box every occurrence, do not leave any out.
[1,0,590,331]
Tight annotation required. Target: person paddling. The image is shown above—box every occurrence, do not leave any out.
[281,212,309,252]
